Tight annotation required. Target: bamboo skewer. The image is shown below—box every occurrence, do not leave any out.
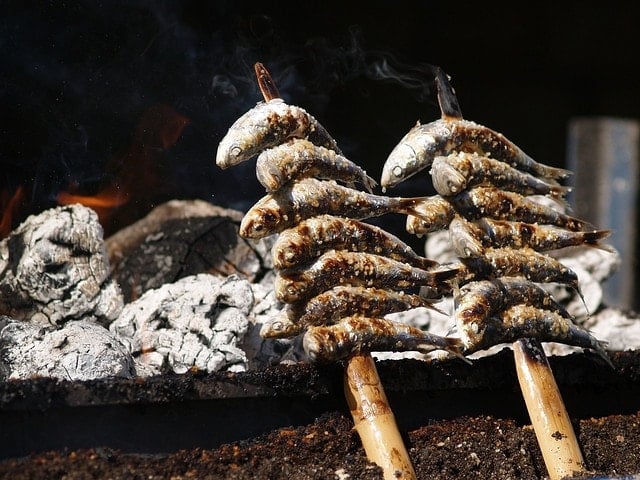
[253,62,417,480]
[344,354,417,480]
[513,338,587,480]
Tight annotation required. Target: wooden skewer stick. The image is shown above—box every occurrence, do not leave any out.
[344,354,417,480]
[513,338,587,480]
[252,62,417,479]
[254,62,280,102]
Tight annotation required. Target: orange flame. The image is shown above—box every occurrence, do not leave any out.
[0,186,26,239]
[57,104,190,234]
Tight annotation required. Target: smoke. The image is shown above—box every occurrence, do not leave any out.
[1,2,443,228]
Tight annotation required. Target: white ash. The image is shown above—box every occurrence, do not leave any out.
[0,204,123,326]
[242,280,306,368]
[0,316,134,381]
[110,274,253,376]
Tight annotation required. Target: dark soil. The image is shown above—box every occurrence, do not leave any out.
[2,350,639,479]
[1,411,639,479]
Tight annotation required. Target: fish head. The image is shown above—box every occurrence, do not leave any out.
[255,149,286,191]
[239,203,284,239]
[216,129,259,169]
[449,217,483,257]
[430,155,468,196]
[381,121,445,190]
[216,100,286,168]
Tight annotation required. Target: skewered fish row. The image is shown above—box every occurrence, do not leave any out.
[382,68,611,361]
[216,86,461,363]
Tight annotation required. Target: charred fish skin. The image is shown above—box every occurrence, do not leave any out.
[272,214,437,271]
[460,304,610,365]
[462,217,612,253]
[261,285,443,339]
[381,117,571,190]
[457,247,581,291]
[216,98,341,169]
[296,285,442,328]
[454,278,572,330]
[449,187,589,231]
[256,138,377,193]
[430,152,571,199]
[240,178,453,239]
[303,316,463,363]
[274,250,458,304]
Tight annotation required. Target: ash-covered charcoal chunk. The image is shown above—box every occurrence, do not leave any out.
[106,200,274,303]
[0,315,135,380]
[0,204,123,326]
[110,274,253,376]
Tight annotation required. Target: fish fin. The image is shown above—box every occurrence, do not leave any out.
[418,336,470,364]
[363,174,379,193]
[435,67,464,120]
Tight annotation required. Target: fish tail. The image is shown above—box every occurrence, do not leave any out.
[540,164,573,181]
[414,256,439,271]
[363,174,379,193]
[417,336,469,363]
[582,230,616,253]
[431,265,461,284]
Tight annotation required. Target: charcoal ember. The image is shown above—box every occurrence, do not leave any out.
[110,274,253,376]
[0,204,123,326]
[105,200,274,303]
[0,315,135,380]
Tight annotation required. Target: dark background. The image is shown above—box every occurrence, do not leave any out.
[2,1,639,253]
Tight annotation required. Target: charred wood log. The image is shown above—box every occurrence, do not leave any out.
[105,200,274,303]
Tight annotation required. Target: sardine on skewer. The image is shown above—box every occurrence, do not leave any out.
[405,186,591,237]
[240,178,454,239]
[454,278,572,327]
[450,216,613,256]
[261,286,444,339]
[272,214,437,271]
[303,316,463,363]
[256,138,377,193]
[430,152,571,199]
[274,250,458,304]
[455,247,582,293]
[216,98,341,168]
[459,304,610,365]
[381,71,571,191]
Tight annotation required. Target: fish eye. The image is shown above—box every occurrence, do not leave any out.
[392,165,403,178]
[230,145,243,157]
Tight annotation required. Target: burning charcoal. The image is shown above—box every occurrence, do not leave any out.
[105,199,274,303]
[110,274,253,376]
[0,204,123,326]
[0,315,135,381]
